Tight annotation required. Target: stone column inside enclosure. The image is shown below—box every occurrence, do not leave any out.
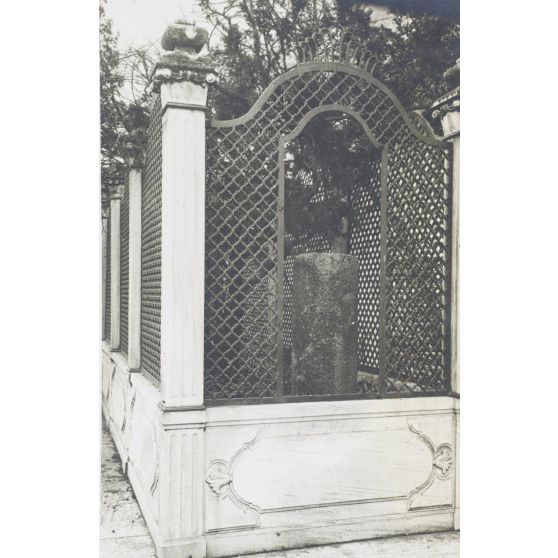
[110,184,124,351]
[149,16,216,558]
[122,108,147,371]
[292,253,359,395]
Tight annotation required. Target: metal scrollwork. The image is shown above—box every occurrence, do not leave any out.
[295,29,380,75]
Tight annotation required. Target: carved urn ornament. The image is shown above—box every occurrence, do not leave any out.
[121,105,148,168]
[426,58,460,137]
[151,14,216,92]
[161,17,208,55]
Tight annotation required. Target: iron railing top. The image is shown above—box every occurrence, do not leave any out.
[209,61,446,149]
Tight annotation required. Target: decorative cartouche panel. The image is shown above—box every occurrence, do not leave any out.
[204,416,454,532]
[128,390,160,513]
[109,368,127,435]
[407,423,455,509]
[101,354,111,402]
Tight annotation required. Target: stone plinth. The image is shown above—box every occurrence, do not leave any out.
[292,252,359,395]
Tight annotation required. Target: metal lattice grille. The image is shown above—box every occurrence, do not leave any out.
[349,155,382,375]
[384,129,451,392]
[205,132,278,399]
[105,210,111,342]
[120,175,130,356]
[140,96,163,384]
[205,64,452,401]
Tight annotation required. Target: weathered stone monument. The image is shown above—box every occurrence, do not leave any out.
[292,252,359,395]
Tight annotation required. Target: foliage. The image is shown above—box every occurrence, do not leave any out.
[285,114,376,253]
[100,1,459,245]
[100,1,126,196]
[374,13,460,107]
[201,0,459,118]
[352,0,459,22]
[201,0,458,250]
[100,1,154,200]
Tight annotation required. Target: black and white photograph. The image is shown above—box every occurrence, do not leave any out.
[100,1,459,556]
[6,1,558,558]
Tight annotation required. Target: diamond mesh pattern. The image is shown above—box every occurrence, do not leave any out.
[205,133,278,399]
[206,69,404,400]
[205,65,451,400]
[349,155,382,378]
[105,209,111,342]
[120,175,130,356]
[384,129,451,392]
[140,96,163,384]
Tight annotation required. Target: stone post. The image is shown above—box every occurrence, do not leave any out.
[149,16,216,558]
[153,18,216,410]
[122,109,147,371]
[110,185,124,351]
[430,59,460,395]
[430,59,460,532]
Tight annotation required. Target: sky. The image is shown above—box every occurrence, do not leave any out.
[105,0,207,50]
[104,0,397,51]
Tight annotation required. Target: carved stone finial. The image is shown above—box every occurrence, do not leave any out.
[122,104,148,134]
[102,168,125,203]
[443,58,460,89]
[121,105,148,168]
[150,16,216,94]
[121,134,146,169]
[161,18,208,55]
[426,59,460,138]
[109,182,125,200]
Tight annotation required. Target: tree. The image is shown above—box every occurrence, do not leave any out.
[100,1,126,199]
[100,1,458,245]
[201,0,459,250]
[99,1,154,201]
[201,0,459,119]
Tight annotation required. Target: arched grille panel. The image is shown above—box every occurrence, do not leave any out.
[205,64,451,401]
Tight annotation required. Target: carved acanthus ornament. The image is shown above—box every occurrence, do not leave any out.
[433,446,454,475]
[205,461,232,496]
